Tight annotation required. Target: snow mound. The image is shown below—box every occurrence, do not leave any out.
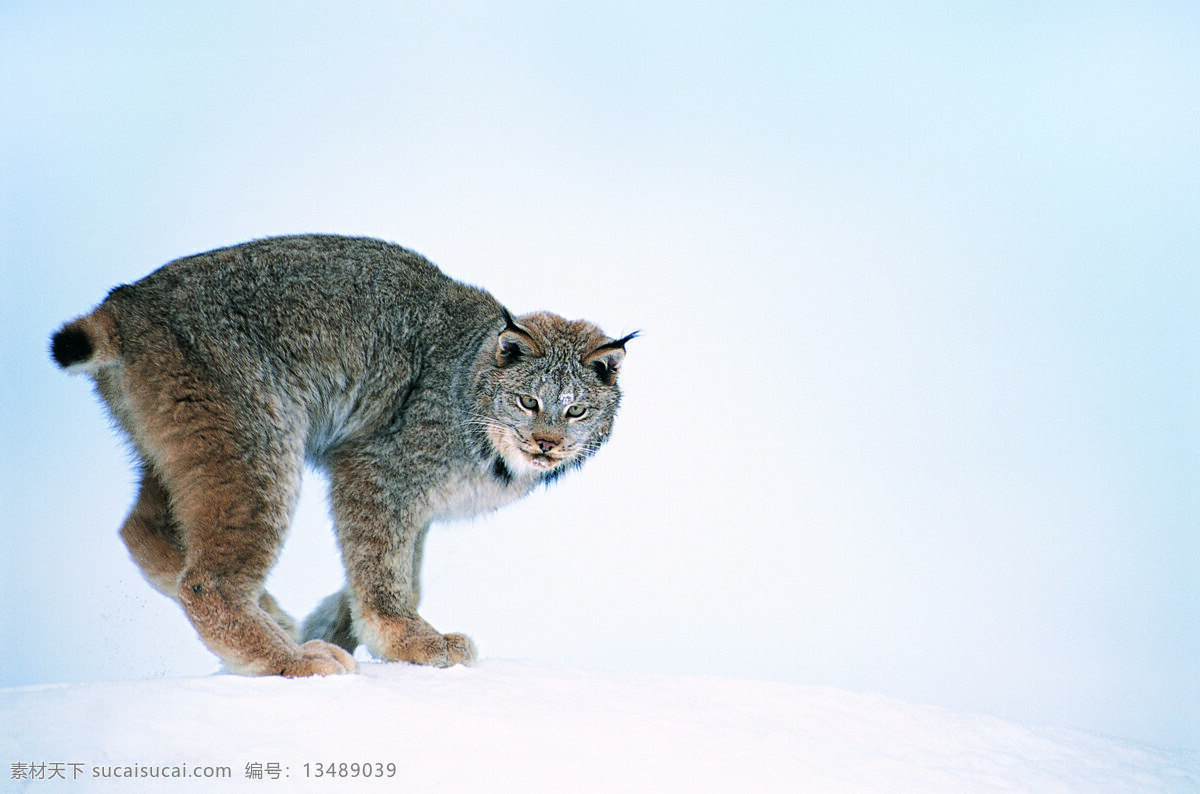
[2,660,1195,793]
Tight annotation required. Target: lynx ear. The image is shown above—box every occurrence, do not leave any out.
[584,331,638,384]
[496,308,541,367]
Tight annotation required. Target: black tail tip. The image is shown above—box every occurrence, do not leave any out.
[51,326,93,368]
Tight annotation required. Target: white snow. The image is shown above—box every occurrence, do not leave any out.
[2,660,1195,793]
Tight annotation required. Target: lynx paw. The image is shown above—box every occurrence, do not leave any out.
[278,640,359,677]
[362,615,477,667]
[394,632,477,668]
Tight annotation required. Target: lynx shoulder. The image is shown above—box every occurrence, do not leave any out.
[51,234,635,677]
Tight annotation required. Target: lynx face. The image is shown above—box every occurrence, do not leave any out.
[473,310,635,481]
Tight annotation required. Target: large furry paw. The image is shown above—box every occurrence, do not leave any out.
[362,615,477,668]
[278,640,359,677]
[392,631,477,668]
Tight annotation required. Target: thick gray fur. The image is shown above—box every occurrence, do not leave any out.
[51,234,632,676]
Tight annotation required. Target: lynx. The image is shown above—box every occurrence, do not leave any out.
[50,235,635,677]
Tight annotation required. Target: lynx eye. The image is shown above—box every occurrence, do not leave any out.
[518,395,540,412]
[565,404,588,419]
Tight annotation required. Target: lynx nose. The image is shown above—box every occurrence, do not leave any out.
[534,436,559,453]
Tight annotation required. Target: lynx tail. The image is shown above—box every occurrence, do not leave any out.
[50,310,121,372]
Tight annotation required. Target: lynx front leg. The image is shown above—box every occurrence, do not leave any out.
[329,445,476,667]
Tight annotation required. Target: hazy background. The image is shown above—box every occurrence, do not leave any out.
[2,2,1196,751]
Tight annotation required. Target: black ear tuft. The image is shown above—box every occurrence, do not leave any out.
[584,331,638,385]
[612,330,640,349]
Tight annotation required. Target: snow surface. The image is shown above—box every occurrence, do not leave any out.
[2,659,1195,793]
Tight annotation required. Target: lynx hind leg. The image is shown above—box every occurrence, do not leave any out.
[258,591,299,640]
[170,463,356,677]
[119,467,186,599]
[169,466,355,677]
[120,377,355,677]
[119,466,301,640]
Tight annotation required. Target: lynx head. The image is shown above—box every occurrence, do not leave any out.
[471,309,636,482]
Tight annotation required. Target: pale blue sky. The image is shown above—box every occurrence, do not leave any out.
[3,2,1197,749]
